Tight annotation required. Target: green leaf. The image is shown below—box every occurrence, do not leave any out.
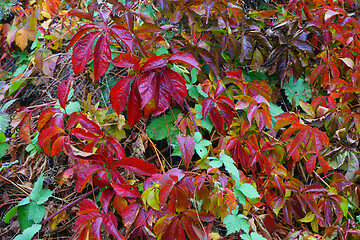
[194,132,202,143]
[8,81,24,96]
[27,202,46,224]
[29,173,52,205]
[190,68,198,84]
[18,204,34,231]
[284,77,311,106]
[0,142,10,158]
[194,139,211,158]
[237,183,260,199]
[235,189,246,205]
[220,154,240,186]
[3,206,18,224]
[223,213,250,235]
[14,224,41,240]
[65,101,81,115]
[202,115,213,132]
[0,113,10,133]
[0,132,6,142]
[1,99,17,112]
[209,159,223,169]
[240,232,267,240]
[146,109,180,141]
[269,103,284,127]
[18,197,30,206]
[156,46,168,56]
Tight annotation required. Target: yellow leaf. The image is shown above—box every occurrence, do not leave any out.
[15,28,28,51]
[298,212,315,223]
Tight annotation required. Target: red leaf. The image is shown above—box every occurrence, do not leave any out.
[202,97,214,120]
[110,25,134,52]
[100,188,115,214]
[106,137,126,160]
[115,157,159,176]
[79,114,103,135]
[162,67,187,106]
[153,77,171,116]
[274,112,299,131]
[94,34,111,80]
[127,80,142,126]
[57,78,72,110]
[140,56,168,72]
[176,134,195,170]
[72,31,101,75]
[310,65,325,85]
[318,155,329,175]
[112,53,140,71]
[52,135,66,156]
[71,128,98,140]
[110,76,133,114]
[168,52,200,69]
[210,108,225,135]
[68,9,93,21]
[66,24,99,51]
[197,48,220,78]
[247,103,260,124]
[306,155,317,174]
[287,129,308,158]
[120,203,141,226]
[112,182,141,198]
[137,71,156,108]
[19,113,31,144]
[90,217,102,240]
[75,165,103,192]
[103,212,125,239]
[38,126,65,156]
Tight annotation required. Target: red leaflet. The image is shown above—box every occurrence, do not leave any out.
[68,9,93,21]
[19,113,31,144]
[93,34,111,80]
[75,165,103,192]
[168,51,200,70]
[79,114,103,135]
[115,157,159,176]
[127,81,142,126]
[162,67,187,106]
[110,25,134,52]
[140,56,168,72]
[72,31,101,75]
[57,78,72,110]
[66,24,99,51]
[38,126,65,156]
[110,76,133,114]
[52,135,66,156]
[137,71,157,108]
[71,128,98,140]
[100,188,114,214]
[111,182,141,198]
[176,134,195,170]
[112,53,140,71]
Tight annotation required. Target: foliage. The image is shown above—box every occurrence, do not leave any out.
[2,0,360,239]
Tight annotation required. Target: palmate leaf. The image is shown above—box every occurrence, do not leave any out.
[223,211,249,235]
[284,77,311,106]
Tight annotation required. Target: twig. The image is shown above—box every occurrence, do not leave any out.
[40,186,100,225]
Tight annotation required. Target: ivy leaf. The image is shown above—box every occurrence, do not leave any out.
[0,142,10,158]
[27,202,46,223]
[194,132,211,158]
[284,77,311,106]
[237,183,260,199]
[223,212,249,235]
[240,232,267,240]
[176,134,195,170]
[220,154,240,186]
[0,113,10,133]
[29,173,53,205]
[146,109,180,141]
[13,224,41,240]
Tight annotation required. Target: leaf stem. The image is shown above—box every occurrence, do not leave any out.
[185,99,199,132]
[40,186,100,225]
